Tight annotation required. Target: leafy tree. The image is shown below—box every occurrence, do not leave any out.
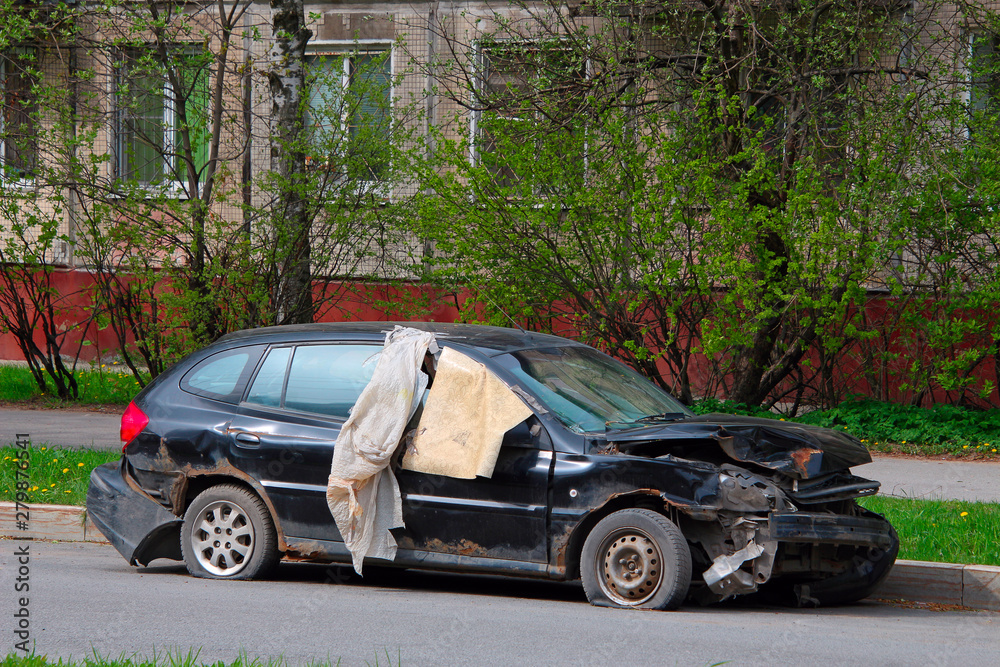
[0,0,419,385]
[403,0,1000,408]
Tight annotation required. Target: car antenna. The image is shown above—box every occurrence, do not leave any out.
[481,289,527,334]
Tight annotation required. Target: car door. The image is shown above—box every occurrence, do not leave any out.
[226,342,381,542]
[394,415,553,564]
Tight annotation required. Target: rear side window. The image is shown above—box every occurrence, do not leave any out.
[181,345,265,403]
[245,344,380,419]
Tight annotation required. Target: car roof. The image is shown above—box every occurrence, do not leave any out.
[213,322,579,355]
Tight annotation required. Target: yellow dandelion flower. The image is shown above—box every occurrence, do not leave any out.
[40,447,46,451]
[902,441,906,444]
[52,458,58,463]
[40,488,48,493]
[62,468,69,473]
[963,445,970,449]
[960,511,969,517]
[64,490,71,494]
[50,483,56,487]
[993,449,997,453]
[78,462,85,467]
[30,486,38,491]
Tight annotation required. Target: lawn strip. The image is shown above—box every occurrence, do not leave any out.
[1,445,121,507]
[860,496,1000,566]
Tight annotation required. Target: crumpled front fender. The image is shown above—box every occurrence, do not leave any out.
[87,461,183,566]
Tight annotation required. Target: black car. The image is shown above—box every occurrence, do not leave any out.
[88,322,897,610]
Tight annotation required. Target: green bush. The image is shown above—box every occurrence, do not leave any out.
[795,399,1000,456]
[690,398,1000,457]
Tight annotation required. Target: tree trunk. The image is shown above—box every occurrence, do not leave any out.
[267,0,313,324]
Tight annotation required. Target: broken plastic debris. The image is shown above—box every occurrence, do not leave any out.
[703,540,765,596]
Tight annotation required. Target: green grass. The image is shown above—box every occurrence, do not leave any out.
[1,445,120,506]
[0,363,142,406]
[0,649,350,667]
[860,496,1000,566]
[0,364,43,402]
[692,397,1000,458]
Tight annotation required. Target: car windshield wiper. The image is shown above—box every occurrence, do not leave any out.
[606,412,687,427]
[634,412,687,423]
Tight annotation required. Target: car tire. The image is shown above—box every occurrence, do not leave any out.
[581,508,692,610]
[181,484,279,580]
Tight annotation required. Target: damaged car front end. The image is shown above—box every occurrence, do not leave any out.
[87,322,896,610]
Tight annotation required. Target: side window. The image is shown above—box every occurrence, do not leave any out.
[284,345,380,417]
[245,346,292,408]
[180,345,265,403]
[244,343,380,419]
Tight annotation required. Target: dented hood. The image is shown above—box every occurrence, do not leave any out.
[605,414,871,479]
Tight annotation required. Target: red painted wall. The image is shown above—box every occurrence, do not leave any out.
[1,269,996,406]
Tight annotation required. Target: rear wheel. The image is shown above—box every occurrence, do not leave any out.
[581,508,692,610]
[181,484,278,580]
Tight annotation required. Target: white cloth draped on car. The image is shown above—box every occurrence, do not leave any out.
[326,326,438,574]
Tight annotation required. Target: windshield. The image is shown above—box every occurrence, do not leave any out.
[496,345,692,433]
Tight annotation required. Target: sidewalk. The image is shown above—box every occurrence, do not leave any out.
[1,406,122,450]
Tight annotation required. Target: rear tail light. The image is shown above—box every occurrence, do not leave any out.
[120,401,149,451]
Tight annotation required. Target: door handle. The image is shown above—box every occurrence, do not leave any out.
[234,431,261,447]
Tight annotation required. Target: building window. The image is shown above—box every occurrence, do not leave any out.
[472,42,586,193]
[115,49,208,187]
[306,48,392,182]
[970,33,1000,113]
[1,47,37,182]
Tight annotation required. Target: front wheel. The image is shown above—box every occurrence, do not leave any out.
[181,484,279,580]
[580,508,692,610]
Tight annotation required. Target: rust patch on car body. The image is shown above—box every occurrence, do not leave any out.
[791,448,824,477]
[400,537,491,558]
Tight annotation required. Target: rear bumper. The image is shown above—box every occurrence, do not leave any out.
[86,461,183,566]
[768,511,895,550]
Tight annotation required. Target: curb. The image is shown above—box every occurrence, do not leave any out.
[875,559,1000,611]
[1,501,109,544]
[2,502,998,611]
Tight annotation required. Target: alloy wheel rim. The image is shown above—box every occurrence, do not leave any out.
[192,500,255,576]
[598,528,664,606]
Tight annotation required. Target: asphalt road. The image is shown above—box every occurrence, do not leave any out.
[1,542,997,666]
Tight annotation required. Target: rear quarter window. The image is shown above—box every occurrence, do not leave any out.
[180,345,265,403]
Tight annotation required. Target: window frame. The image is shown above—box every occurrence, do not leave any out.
[305,42,393,186]
[1,46,38,187]
[113,46,209,193]
[968,30,1000,114]
[469,39,589,193]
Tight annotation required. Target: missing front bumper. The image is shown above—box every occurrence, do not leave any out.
[702,510,896,600]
